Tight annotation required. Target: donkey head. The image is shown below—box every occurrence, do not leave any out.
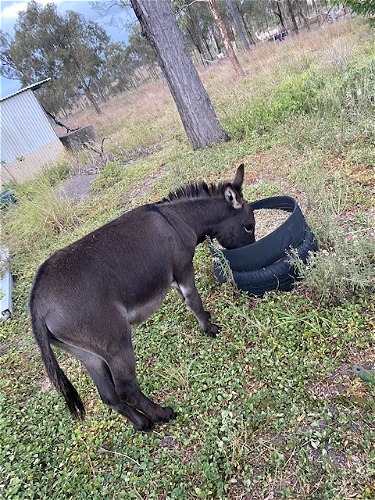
[212,164,256,250]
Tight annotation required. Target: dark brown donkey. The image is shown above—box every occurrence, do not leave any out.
[29,164,255,430]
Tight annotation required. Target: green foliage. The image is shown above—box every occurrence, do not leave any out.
[333,0,375,20]
[226,71,321,140]
[0,0,110,113]
[42,160,71,186]
[292,233,375,305]
[90,162,124,192]
[3,174,82,254]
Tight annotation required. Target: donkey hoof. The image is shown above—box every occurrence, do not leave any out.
[165,407,177,421]
[154,406,176,424]
[133,416,155,432]
[206,323,219,338]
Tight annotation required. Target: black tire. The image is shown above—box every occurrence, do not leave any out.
[217,196,307,272]
[214,226,318,296]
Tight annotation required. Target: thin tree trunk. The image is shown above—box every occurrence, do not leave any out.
[285,0,299,34]
[186,24,210,64]
[297,0,310,30]
[84,84,102,114]
[207,0,245,76]
[275,0,287,31]
[60,108,69,119]
[211,31,222,56]
[130,0,229,149]
[93,79,109,103]
[225,0,250,50]
[240,12,256,45]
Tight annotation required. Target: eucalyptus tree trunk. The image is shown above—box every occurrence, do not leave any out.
[285,0,299,34]
[130,0,229,149]
[275,0,287,31]
[83,84,102,114]
[225,0,250,50]
[207,0,245,76]
[238,11,256,45]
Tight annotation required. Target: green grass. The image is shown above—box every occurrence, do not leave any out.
[1,19,374,499]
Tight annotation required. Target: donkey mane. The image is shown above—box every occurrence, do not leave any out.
[158,180,232,204]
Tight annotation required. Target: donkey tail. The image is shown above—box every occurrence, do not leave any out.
[31,313,86,420]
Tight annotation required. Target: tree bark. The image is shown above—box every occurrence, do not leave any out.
[274,0,287,31]
[225,0,250,50]
[84,84,102,114]
[207,0,245,76]
[185,23,207,64]
[285,0,299,34]
[130,0,229,150]
[239,12,256,45]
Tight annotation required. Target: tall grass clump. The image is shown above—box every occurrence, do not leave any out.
[312,57,375,129]
[224,42,375,306]
[281,53,374,152]
[90,162,124,193]
[226,45,374,150]
[3,174,81,254]
[41,160,71,186]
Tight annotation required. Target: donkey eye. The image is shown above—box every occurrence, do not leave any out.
[244,225,254,233]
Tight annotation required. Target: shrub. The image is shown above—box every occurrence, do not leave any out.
[226,71,321,140]
[295,232,375,305]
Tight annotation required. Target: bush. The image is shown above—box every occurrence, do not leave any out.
[227,71,321,140]
[294,230,375,305]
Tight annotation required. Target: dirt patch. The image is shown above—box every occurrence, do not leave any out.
[55,173,98,201]
[55,144,164,203]
[309,348,375,401]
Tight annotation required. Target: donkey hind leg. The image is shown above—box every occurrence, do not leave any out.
[105,336,175,426]
[51,339,154,431]
[173,266,219,337]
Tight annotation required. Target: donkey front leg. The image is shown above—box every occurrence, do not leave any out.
[174,267,219,337]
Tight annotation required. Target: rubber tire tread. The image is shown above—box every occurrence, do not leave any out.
[218,196,307,272]
[214,227,318,296]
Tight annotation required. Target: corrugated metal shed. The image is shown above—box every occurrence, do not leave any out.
[0,78,65,183]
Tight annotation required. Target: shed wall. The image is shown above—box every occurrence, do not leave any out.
[0,89,64,183]
[1,141,66,183]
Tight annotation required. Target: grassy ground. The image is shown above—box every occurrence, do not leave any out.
[1,19,374,499]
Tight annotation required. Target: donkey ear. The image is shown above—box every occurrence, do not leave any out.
[232,164,245,190]
[224,186,243,209]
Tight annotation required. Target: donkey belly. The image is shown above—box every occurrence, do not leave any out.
[124,288,170,325]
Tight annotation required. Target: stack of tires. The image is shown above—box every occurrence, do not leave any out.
[212,196,318,297]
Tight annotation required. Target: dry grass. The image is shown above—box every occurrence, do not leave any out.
[58,19,370,156]
[3,177,83,254]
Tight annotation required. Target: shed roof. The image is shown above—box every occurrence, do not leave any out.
[0,77,51,102]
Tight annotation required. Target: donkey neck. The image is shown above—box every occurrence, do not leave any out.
[160,197,233,242]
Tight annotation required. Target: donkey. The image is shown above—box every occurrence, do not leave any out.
[29,164,255,431]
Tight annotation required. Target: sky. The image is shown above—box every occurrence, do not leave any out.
[0,0,134,98]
